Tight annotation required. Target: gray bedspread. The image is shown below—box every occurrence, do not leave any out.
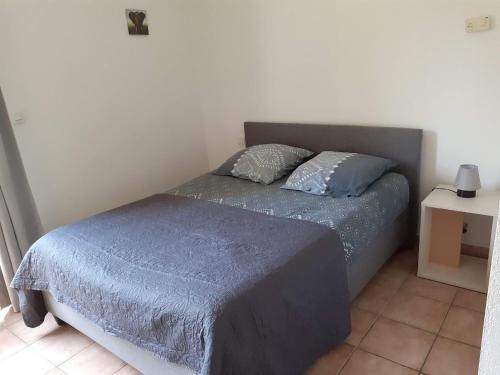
[170,172,409,263]
[12,194,350,375]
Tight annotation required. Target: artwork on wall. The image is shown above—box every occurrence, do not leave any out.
[125,9,149,35]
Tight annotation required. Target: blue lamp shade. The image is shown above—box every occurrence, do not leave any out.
[454,164,481,198]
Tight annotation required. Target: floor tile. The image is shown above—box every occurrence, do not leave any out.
[306,344,353,375]
[372,266,409,290]
[114,364,143,374]
[0,305,22,328]
[382,292,449,333]
[387,249,418,272]
[422,336,480,375]
[0,327,27,361]
[31,324,93,365]
[453,289,487,313]
[360,317,435,370]
[400,276,457,303]
[0,346,54,375]
[7,313,60,344]
[59,343,124,375]
[346,308,377,346]
[354,283,397,314]
[440,306,484,347]
[340,349,418,375]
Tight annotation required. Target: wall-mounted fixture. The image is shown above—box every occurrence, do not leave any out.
[465,16,493,33]
[12,112,26,125]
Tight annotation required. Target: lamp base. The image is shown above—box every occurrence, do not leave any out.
[457,189,476,198]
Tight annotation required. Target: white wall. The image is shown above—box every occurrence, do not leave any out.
[1,0,500,240]
[197,0,500,200]
[479,210,500,374]
[0,0,208,231]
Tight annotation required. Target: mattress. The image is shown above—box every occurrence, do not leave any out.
[170,171,410,264]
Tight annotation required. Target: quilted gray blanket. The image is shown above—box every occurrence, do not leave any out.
[12,194,350,375]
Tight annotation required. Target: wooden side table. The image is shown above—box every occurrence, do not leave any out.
[418,185,500,292]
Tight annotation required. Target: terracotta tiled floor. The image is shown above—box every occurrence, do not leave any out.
[308,248,485,375]
[0,248,485,375]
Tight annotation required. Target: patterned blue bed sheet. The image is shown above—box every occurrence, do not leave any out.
[169,172,409,263]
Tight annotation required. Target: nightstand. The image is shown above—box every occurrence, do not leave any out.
[418,185,500,292]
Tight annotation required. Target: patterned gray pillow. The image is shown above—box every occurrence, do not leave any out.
[282,151,397,197]
[214,144,313,185]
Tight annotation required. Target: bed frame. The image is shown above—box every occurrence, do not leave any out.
[44,122,423,375]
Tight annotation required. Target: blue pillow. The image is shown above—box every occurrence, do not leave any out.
[282,151,397,197]
[214,144,313,185]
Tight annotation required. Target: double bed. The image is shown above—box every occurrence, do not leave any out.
[12,122,422,375]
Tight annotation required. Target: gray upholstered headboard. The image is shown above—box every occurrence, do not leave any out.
[244,122,423,242]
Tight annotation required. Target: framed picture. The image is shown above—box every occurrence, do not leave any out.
[125,9,149,35]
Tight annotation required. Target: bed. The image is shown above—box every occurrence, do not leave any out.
[12,122,422,375]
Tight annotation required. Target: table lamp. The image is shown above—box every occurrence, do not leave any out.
[454,164,481,198]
